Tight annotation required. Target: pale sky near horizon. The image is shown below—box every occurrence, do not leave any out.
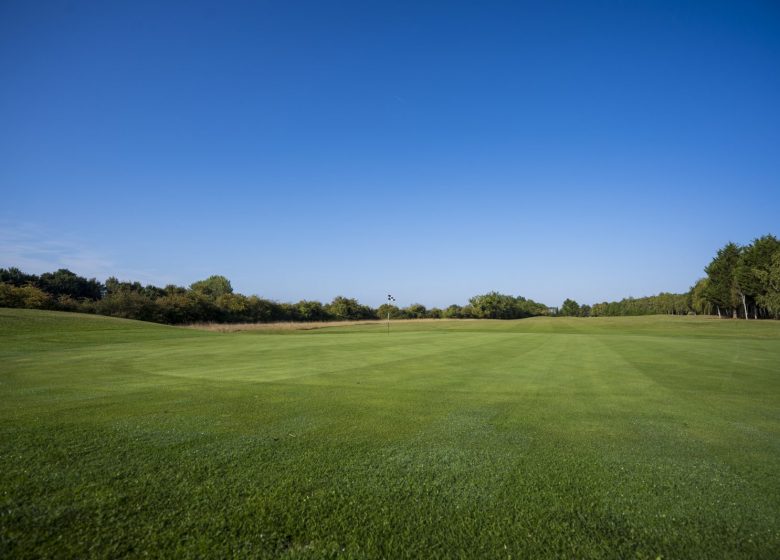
[2,1,779,308]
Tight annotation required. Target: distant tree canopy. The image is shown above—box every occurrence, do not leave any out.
[587,292,690,317]
[468,292,548,319]
[0,268,552,325]
[1,235,778,323]
[325,296,375,321]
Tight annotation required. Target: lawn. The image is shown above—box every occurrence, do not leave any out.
[1,308,778,558]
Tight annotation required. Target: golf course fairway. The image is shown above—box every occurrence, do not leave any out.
[1,308,779,558]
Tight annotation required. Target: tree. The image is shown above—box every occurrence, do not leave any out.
[560,299,581,317]
[326,296,374,320]
[155,292,199,324]
[0,267,39,287]
[689,278,712,315]
[469,292,517,319]
[704,242,741,318]
[755,251,780,319]
[404,303,427,319]
[0,283,52,309]
[38,269,102,300]
[246,296,280,323]
[465,292,545,319]
[190,275,233,300]
[217,293,250,322]
[96,290,158,321]
[734,235,780,319]
[376,303,399,320]
[443,304,465,318]
[296,300,329,321]
[516,297,550,316]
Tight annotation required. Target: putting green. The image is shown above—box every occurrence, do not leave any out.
[1,308,779,558]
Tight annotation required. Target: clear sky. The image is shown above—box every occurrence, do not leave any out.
[1,1,779,308]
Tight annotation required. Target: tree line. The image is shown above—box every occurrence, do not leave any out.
[555,293,691,317]
[0,269,549,324]
[1,234,777,323]
[554,234,780,319]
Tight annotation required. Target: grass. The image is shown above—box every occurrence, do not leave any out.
[1,308,779,558]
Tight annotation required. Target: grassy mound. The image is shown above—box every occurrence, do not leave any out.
[1,308,779,558]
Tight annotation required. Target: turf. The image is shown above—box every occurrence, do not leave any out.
[1,308,779,558]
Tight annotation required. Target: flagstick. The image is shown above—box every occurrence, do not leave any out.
[386,294,395,335]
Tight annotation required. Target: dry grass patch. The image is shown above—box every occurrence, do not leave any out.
[186,320,379,332]
[186,318,453,332]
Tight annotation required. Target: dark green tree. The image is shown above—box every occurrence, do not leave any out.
[0,267,39,287]
[296,300,329,321]
[755,252,780,319]
[734,235,780,319]
[704,242,741,318]
[560,298,581,317]
[38,269,102,300]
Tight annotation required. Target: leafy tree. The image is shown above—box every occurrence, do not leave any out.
[466,293,548,319]
[516,297,550,316]
[377,303,399,320]
[325,296,374,321]
[105,277,143,295]
[427,307,443,319]
[734,235,780,319]
[55,295,96,313]
[560,298,581,317]
[155,292,199,324]
[590,302,607,316]
[38,269,102,300]
[404,303,428,319]
[755,251,780,319]
[704,242,741,318]
[0,267,39,287]
[245,296,280,323]
[443,304,465,318]
[96,290,158,321]
[469,292,517,319]
[190,275,233,300]
[189,291,224,322]
[689,278,712,315]
[277,302,298,322]
[164,284,188,296]
[217,293,251,322]
[296,300,329,321]
[0,283,52,309]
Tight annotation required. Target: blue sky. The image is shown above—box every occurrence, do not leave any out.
[1,0,779,308]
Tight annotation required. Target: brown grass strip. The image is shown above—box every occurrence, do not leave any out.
[185,318,456,333]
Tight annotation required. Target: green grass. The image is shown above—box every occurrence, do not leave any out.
[1,308,779,558]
